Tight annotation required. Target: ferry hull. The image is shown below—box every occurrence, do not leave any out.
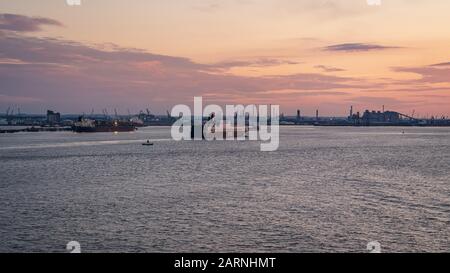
[72,125,136,133]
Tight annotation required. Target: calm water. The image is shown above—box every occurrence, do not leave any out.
[0,126,449,253]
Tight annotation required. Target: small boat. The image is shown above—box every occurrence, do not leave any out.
[142,140,154,146]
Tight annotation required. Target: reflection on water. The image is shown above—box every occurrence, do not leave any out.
[0,126,449,252]
[0,139,172,150]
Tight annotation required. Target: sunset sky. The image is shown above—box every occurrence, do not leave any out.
[1,0,449,117]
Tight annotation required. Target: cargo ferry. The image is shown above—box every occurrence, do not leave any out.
[72,117,136,133]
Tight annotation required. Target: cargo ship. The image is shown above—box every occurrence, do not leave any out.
[72,117,136,133]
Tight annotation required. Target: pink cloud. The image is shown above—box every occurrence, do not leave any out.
[393,63,450,84]
[0,13,63,32]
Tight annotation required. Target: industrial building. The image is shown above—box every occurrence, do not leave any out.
[46,110,61,125]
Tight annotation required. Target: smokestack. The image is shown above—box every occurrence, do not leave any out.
[316,109,319,121]
[269,104,272,119]
[350,106,353,117]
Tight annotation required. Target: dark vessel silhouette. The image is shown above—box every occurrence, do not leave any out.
[72,117,136,133]
[142,140,154,146]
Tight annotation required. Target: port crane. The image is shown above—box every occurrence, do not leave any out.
[102,109,110,120]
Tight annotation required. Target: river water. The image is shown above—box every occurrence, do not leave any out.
[0,126,449,252]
